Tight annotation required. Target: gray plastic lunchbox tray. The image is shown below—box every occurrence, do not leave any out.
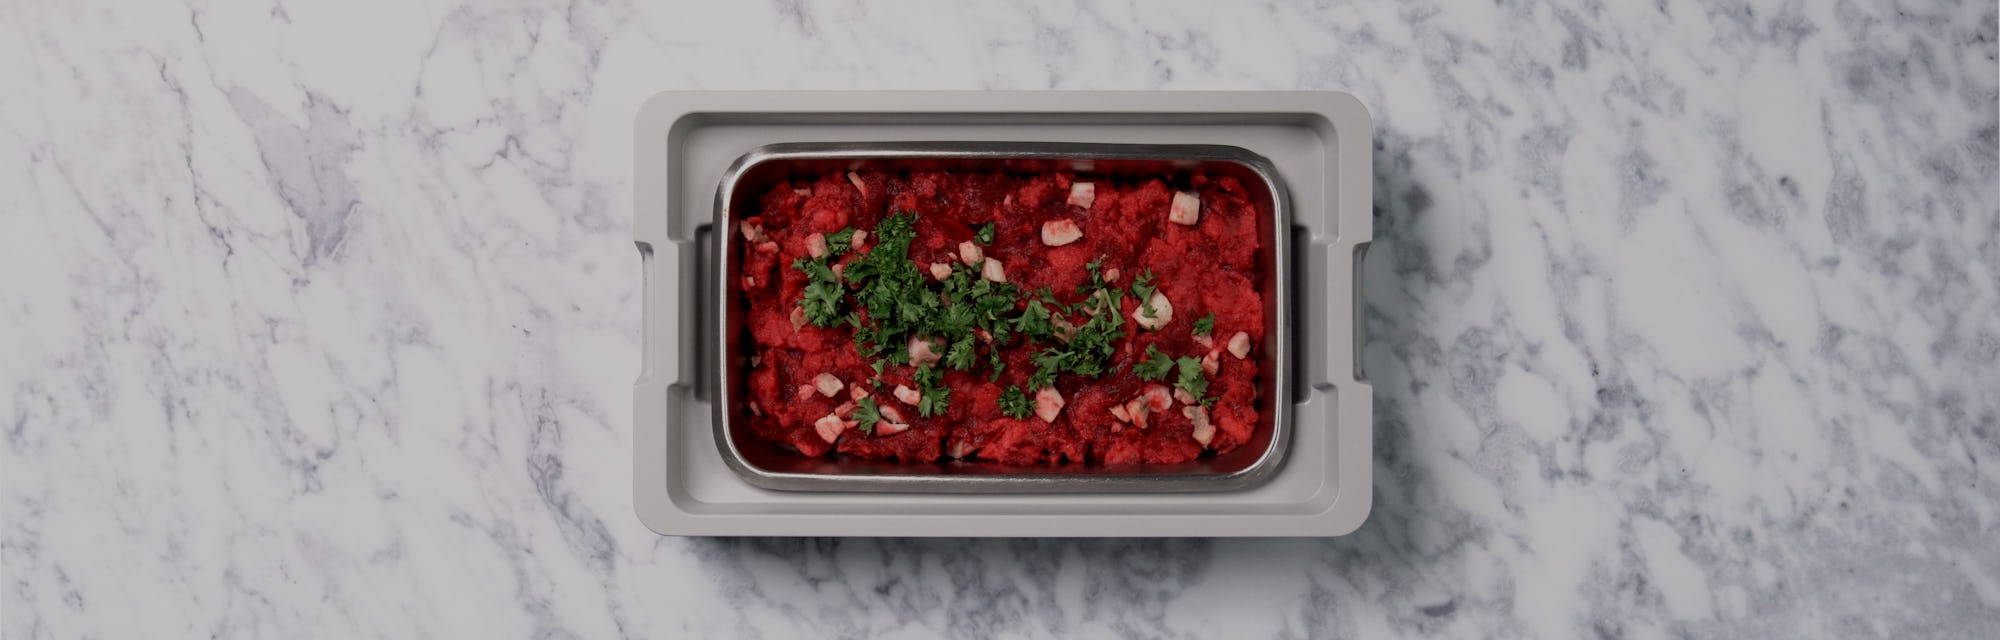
[633,91,1372,537]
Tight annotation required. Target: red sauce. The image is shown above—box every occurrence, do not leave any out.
[736,169,1264,465]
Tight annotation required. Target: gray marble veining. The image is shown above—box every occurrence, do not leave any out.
[3,0,1996,637]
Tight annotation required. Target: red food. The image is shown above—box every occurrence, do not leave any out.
[735,169,1264,465]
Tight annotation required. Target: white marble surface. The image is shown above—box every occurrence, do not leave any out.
[5,0,1997,637]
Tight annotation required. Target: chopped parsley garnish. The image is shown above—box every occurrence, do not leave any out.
[974,222,995,245]
[793,256,845,327]
[915,364,951,417]
[1027,348,1064,390]
[1193,313,1215,336]
[944,335,978,371]
[852,396,882,433]
[1174,355,1209,401]
[1135,344,1174,381]
[825,227,856,254]
[998,386,1033,419]
[1131,269,1158,317]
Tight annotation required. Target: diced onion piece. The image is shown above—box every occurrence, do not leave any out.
[878,404,907,425]
[1168,191,1201,226]
[875,421,909,435]
[893,384,922,406]
[1186,406,1215,446]
[1132,291,1173,330]
[908,337,942,367]
[795,385,815,400]
[982,258,1007,283]
[792,188,810,196]
[1173,387,1196,406]
[1202,349,1220,376]
[847,171,867,195]
[958,241,984,266]
[1228,332,1252,359]
[748,402,762,417]
[851,229,867,248]
[813,373,844,397]
[1110,404,1132,422]
[740,222,765,242]
[1067,182,1095,209]
[815,413,848,444]
[790,306,807,329]
[1193,333,1214,349]
[1144,385,1174,412]
[1104,267,1120,283]
[1050,314,1077,343]
[1034,387,1065,423]
[755,241,779,254]
[850,384,869,401]
[806,233,828,258]
[929,263,953,280]
[1041,219,1083,246]
[1125,396,1151,430]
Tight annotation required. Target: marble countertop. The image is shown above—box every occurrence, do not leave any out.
[6,0,1997,637]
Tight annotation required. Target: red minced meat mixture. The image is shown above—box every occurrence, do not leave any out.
[735,169,1264,466]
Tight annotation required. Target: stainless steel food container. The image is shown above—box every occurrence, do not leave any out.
[715,143,1291,492]
[633,91,1373,537]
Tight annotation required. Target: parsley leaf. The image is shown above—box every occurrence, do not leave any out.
[1131,269,1158,318]
[913,364,952,417]
[974,222,995,245]
[1135,344,1174,381]
[1027,348,1064,390]
[1193,313,1215,336]
[852,396,881,434]
[918,385,952,418]
[793,257,845,327]
[1174,355,1209,400]
[825,227,856,254]
[944,335,978,371]
[998,386,1034,419]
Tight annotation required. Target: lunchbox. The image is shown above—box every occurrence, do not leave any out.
[634,91,1372,537]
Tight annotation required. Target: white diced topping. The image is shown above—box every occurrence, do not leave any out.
[851,229,867,247]
[1144,385,1174,412]
[813,373,844,397]
[792,188,810,196]
[796,384,814,400]
[958,241,984,266]
[740,222,765,242]
[790,306,807,329]
[850,384,869,401]
[1193,333,1214,349]
[831,263,845,279]
[847,171,867,195]
[982,258,1007,283]
[1041,219,1083,246]
[1132,291,1174,330]
[1034,388,1066,423]
[908,337,942,367]
[949,441,971,459]
[878,404,907,425]
[1050,314,1077,343]
[1168,191,1201,226]
[1110,404,1132,423]
[755,241,779,254]
[748,402,763,417]
[1174,387,1196,406]
[875,421,909,436]
[815,413,848,444]
[1067,182,1096,209]
[1228,332,1251,359]
[1104,267,1120,283]
[1185,406,1214,446]
[893,384,922,406]
[742,276,756,289]
[1202,349,1220,376]
[929,263,954,280]
[1124,396,1151,430]
[749,354,761,368]
[806,233,828,258]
